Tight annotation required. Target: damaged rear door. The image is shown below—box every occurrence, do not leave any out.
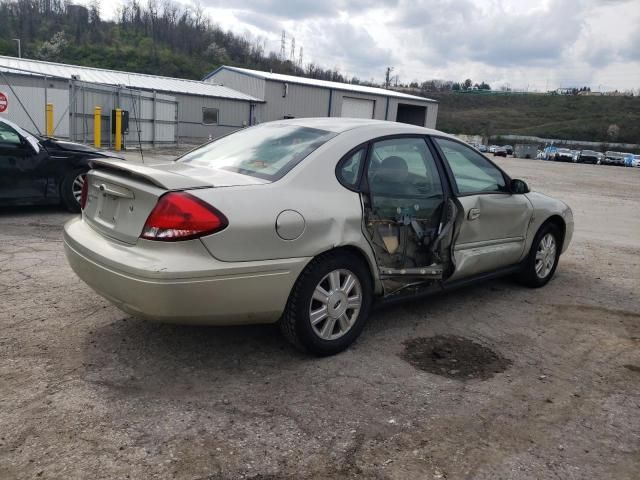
[355,136,456,294]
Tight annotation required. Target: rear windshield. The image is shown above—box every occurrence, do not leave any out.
[177,124,336,181]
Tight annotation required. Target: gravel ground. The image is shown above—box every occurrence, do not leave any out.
[1,158,639,479]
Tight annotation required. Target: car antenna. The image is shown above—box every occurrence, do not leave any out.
[126,76,144,164]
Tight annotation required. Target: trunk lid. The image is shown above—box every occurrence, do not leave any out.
[84,159,268,244]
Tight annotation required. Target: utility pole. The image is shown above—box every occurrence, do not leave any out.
[12,38,21,58]
[298,47,303,68]
[280,30,286,61]
[290,37,295,63]
[385,67,394,88]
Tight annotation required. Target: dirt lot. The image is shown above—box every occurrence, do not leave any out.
[1,158,639,479]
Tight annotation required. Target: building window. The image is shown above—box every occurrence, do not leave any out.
[202,107,219,125]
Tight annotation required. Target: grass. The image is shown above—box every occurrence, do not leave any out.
[427,92,640,144]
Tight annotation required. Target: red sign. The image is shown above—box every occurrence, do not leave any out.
[0,92,7,113]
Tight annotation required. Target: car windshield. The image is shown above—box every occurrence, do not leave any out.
[177,124,337,181]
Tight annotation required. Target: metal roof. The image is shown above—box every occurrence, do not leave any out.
[205,66,437,103]
[0,56,263,102]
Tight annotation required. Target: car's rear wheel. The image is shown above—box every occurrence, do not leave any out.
[517,223,561,288]
[280,251,373,356]
[61,169,88,213]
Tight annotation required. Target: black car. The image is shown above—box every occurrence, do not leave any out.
[503,144,514,155]
[0,118,120,211]
[577,150,602,164]
[493,146,508,157]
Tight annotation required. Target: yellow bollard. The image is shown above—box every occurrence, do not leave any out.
[45,103,53,137]
[94,106,102,148]
[114,108,122,151]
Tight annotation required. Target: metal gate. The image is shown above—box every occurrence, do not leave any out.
[69,80,178,147]
[0,66,178,146]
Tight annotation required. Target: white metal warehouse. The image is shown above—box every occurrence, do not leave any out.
[0,56,263,146]
[204,66,438,128]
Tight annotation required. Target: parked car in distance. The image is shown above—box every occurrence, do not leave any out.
[553,148,574,162]
[624,154,640,167]
[503,145,514,155]
[0,118,121,211]
[493,146,508,157]
[477,144,488,152]
[64,118,573,356]
[603,151,627,166]
[577,150,602,164]
[514,144,537,159]
[488,145,498,153]
[570,150,581,162]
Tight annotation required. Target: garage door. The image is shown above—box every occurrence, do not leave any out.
[341,97,375,119]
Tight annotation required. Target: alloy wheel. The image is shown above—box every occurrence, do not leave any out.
[535,233,557,279]
[72,173,86,204]
[309,269,362,341]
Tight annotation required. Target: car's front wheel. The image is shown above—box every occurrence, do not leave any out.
[517,223,561,288]
[280,251,373,356]
[61,169,88,213]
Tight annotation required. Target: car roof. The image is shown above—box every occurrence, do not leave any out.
[262,117,448,136]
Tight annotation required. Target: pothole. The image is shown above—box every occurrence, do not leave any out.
[400,335,512,380]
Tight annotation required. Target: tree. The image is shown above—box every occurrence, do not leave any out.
[463,78,473,90]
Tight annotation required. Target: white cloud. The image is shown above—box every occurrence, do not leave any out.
[77,0,640,90]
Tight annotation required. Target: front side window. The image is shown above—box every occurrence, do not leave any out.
[366,137,443,217]
[434,137,507,194]
[178,123,336,181]
[202,107,219,125]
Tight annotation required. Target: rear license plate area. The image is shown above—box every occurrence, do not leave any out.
[96,193,120,226]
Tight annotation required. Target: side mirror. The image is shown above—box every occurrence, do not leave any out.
[510,178,530,194]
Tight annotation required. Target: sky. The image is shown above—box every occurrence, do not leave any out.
[85,0,640,91]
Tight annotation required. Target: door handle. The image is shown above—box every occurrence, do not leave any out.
[468,208,481,220]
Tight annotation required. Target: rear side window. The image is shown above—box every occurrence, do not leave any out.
[179,124,336,181]
[337,148,365,188]
[434,137,507,194]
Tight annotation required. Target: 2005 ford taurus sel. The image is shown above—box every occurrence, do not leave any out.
[64,118,573,355]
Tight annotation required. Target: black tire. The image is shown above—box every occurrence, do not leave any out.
[279,251,373,356]
[516,223,561,288]
[60,169,88,213]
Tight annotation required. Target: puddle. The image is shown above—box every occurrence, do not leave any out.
[400,335,512,380]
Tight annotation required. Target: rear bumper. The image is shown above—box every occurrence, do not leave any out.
[64,217,309,325]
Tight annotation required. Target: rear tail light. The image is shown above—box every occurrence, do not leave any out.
[80,176,89,210]
[141,192,228,241]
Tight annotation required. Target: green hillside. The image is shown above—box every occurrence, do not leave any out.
[427,92,640,144]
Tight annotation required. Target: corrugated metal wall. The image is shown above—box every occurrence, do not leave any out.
[387,98,438,128]
[255,81,330,121]
[0,72,258,146]
[0,74,69,136]
[70,81,178,146]
[205,70,438,129]
[206,70,265,101]
[174,94,253,143]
